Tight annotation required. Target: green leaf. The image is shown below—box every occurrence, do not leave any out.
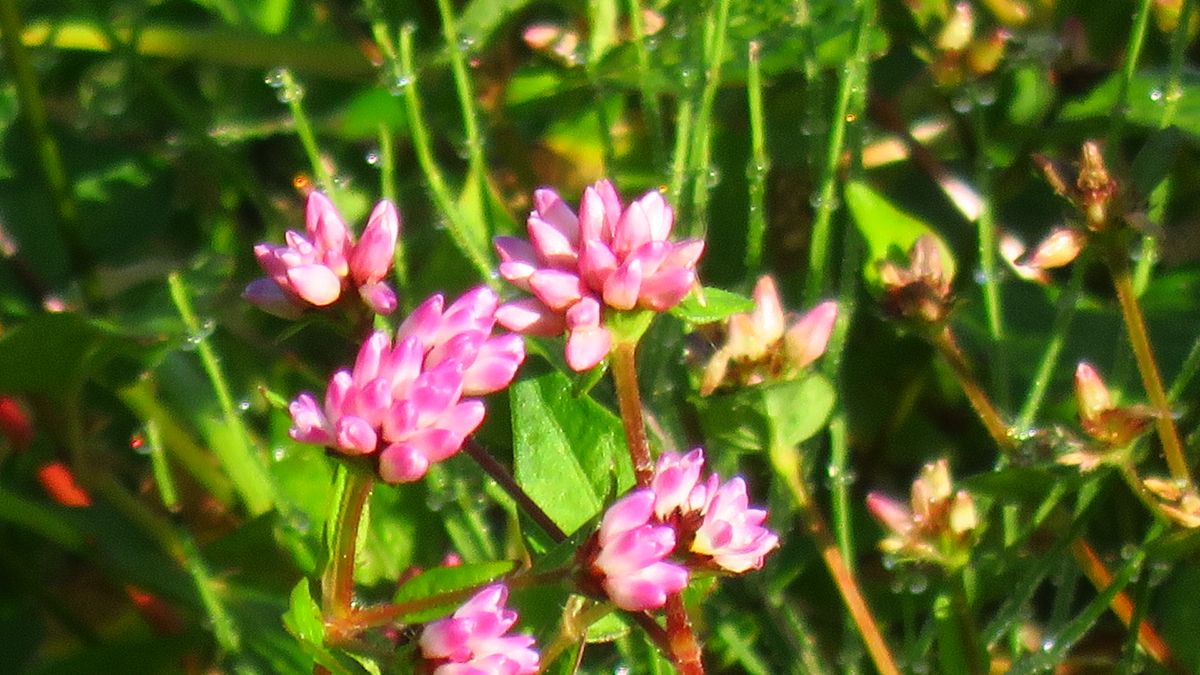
[1060,70,1200,141]
[510,371,633,534]
[391,561,516,623]
[585,612,629,643]
[694,375,836,454]
[845,181,956,287]
[281,580,323,646]
[670,287,755,325]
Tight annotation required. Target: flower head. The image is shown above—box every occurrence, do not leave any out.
[879,234,955,325]
[1071,362,1156,450]
[246,192,400,317]
[586,490,689,611]
[495,180,704,371]
[866,458,977,570]
[288,287,524,483]
[419,584,539,675]
[650,449,778,573]
[700,275,837,395]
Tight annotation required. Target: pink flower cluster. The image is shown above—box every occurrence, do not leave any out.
[588,448,778,611]
[246,192,400,317]
[288,287,524,483]
[419,584,539,675]
[494,180,704,371]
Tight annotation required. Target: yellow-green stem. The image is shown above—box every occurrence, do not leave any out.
[769,444,901,675]
[932,327,1012,451]
[322,469,375,623]
[1109,257,1191,485]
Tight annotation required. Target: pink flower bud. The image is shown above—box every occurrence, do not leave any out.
[419,584,539,675]
[592,490,689,611]
[1075,362,1113,424]
[349,200,399,285]
[1027,228,1085,270]
[286,264,343,306]
[494,181,703,370]
[288,288,523,483]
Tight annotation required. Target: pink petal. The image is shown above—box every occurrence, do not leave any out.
[612,201,652,257]
[243,278,302,319]
[436,400,487,442]
[379,441,430,483]
[784,300,838,370]
[353,332,391,383]
[599,490,655,542]
[578,239,619,290]
[532,187,580,241]
[664,239,705,270]
[750,276,786,342]
[358,281,398,315]
[637,268,694,311]
[494,299,566,336]
[634,190,673,242]
[335,416,378,455]
[305,191,351,254]
[285,264,343,306]
[565,326,611,371]
[462,334,526,395]
[288,393,331,445]
[396,293,445,344]
[602,258,643,311]
[349,200,399,284]
[528,215,579,267]
[528,270,586,312]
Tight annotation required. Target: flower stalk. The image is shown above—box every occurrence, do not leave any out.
[322,467,374,625]
[931,326,1012,449]
[611,340,655,486]
[1108,254,1192,486]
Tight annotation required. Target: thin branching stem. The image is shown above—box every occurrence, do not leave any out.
[744,41,768,273]
[464,440,566,542]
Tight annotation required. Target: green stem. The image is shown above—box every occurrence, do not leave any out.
[932,327,1013,451]
[767,443,901,675]
[375,122,411,308]
[167,273,274,515]
[1108,256,1191,485]
[950,571,985,675]
[609,341,655,486]
[1016,265,1084,431]
[827,415,854,566]
[626,0,666,169]
[396,25,494,282]
[804,0,875,302]
[1105,0,1154,149]
[322,468,375,622]
[144,419,180,512]
[686,0,732,238]
[668,98,695,207]
[276,69,336,197]
[435,0,489,234]
[744,41,768,273]
[970,100,1009,407]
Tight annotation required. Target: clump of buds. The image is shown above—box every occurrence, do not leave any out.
[1003,141,1132,284]
[907,2,1010,88]
[1056,363,1156,471]
[699,275,838,395]
[1142,477,1200,529]
[879,234,955,326]
[867,458,978,570]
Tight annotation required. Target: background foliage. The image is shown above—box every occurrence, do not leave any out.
[2,0,1200,672]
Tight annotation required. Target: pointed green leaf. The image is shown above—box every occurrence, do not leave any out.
[845,181,956,287]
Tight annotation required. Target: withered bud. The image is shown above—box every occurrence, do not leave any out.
[1074,362,1156,447]
[1077,141,1117,230]
[1026,227,1086,270]
[980,0,1031,26]
[880,234,955,324]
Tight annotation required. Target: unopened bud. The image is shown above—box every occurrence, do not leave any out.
[1074,362,1112,424]
[1027,228,1086,270]
[784,301,838,370]
[948,491,977,534]
[966,28,1009,75]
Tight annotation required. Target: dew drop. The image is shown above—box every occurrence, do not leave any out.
[951,94,973,114]
[264,68,287,88]
[365,149,381,166]
[130,433,150,455]
[237,399,252,412]
[908,573,928,594]
[457,35,477,52]
[705,166,722,188]
[272,446,288,462]
[387,74,413,95]
[1150,88,1164,102]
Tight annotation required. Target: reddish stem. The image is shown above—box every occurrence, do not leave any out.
[610,340,655,486]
